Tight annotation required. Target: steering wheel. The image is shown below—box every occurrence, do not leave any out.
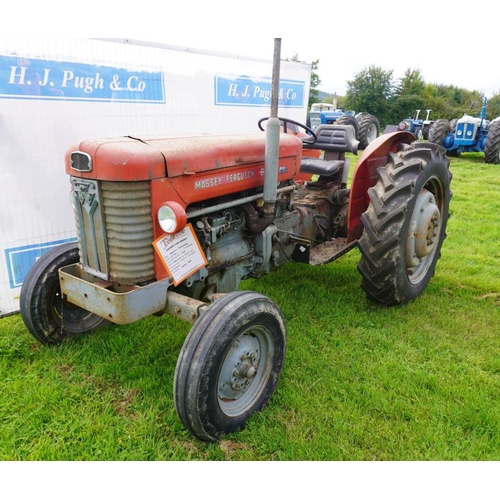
[258,116,317,145]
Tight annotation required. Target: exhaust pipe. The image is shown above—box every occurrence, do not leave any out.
[250,38,281,234]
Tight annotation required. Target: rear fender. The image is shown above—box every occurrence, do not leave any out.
[347,131,415,242]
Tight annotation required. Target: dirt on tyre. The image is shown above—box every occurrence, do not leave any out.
[20,243,107,345]
[357,142,452,306]
[357,114,380,149]
[173,291,287,442]
[484,119,500,164]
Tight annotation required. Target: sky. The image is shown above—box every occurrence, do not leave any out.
[1,1,498,99]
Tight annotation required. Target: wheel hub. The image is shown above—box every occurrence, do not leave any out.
[219,334,261,400]
[406,189,441,268]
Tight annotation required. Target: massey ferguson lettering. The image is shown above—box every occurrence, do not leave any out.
[195,170,256,190]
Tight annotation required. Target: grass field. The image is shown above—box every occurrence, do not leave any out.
[1,152,499,461]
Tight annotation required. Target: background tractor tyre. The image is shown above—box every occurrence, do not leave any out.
[357,142,452,306]
[357,113,380,149]
[174,291,287,442]
[449,119,458,134]
[484,120,500,164]
[20,243,107,345]
[336,115,359,140]
[428,119,451,146]
[422,124,431,140]
[413,126,423,140]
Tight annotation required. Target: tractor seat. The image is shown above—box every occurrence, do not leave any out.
[304,124,359,154]
[300,124,358,177]
[299,158,345,177]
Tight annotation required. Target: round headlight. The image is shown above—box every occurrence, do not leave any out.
[158,202,187,234]
[398,121,408,131]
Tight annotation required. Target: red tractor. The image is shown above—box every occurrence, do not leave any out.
[20,41,452,442]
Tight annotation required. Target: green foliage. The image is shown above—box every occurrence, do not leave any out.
[1,154,500,461]
[345,66,393,125]
[285,53,321,109]
[310,62,500,127]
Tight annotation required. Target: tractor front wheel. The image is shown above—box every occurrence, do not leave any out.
[357,142,452,305]
[484,120,500,164]
[20,243,107,345]
[174,291,286,441]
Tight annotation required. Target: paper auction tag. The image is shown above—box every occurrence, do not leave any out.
[153,224,207,286]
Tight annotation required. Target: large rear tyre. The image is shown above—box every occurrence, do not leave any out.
[357,113,380,149]
[428,119,451,146]
[357,142,452,305]
[174,291,287,442]
[20,243,107,345]
[484,119,500,164]
[336,115,359,140]
[422,124,431,140]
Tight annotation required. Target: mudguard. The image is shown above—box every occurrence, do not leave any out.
[347,131,416,242]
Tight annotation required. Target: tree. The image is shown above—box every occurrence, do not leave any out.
[486,92,500,120]
[285,54,321,109]
[389,69,427,121]
[345,66,394,126]
[394,68,426,97]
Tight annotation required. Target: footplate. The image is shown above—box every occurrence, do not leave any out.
[309,238,358,266]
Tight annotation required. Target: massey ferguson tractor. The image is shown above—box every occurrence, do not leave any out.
[20,40,452,442]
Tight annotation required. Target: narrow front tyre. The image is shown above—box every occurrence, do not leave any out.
[174,291,287,441]
[20,243,107,345]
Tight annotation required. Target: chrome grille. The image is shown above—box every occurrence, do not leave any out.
[71,178,155,285]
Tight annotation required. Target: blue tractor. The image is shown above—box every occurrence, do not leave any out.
[308,103,380,149]
[428,98,500,163]
[397,109,433,139]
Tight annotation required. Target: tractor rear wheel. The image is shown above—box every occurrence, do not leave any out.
[174,291,286,441]
[20,243,107,344]
[357,114,380,149]
[336,115,359,141]
[484,120,500,164]
[422,124,431,140]
[357,142,452,305]
[428,119,451,146]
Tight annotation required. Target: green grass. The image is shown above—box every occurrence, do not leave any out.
[1,152,499,460]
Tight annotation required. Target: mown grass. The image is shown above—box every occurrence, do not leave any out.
[1,152,499,461]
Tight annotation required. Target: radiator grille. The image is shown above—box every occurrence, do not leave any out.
[71,178,155,285]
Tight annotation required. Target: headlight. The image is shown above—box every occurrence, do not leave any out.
[398,121,408,131]
[157,202,187,234]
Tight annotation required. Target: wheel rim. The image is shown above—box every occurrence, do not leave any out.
[50,283,103,334]
[405,180,444,284]
[367,123,378,142]
[218,326,274,417]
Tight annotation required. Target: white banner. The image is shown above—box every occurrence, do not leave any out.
[0,38,311,316]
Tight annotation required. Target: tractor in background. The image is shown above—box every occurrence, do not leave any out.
[308,103,380,150]
[398,109,433,140]
[428,98,500,163]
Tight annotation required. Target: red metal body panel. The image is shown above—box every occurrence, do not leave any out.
[65,137,166,181]
[347,131,416,242]
[66,133,303,182]
[68,133,302,281]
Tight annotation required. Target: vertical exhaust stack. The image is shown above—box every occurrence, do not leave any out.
[263,38,281,221]
[245,38,281,234]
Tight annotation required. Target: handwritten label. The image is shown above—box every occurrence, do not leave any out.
[153,224,207,286]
